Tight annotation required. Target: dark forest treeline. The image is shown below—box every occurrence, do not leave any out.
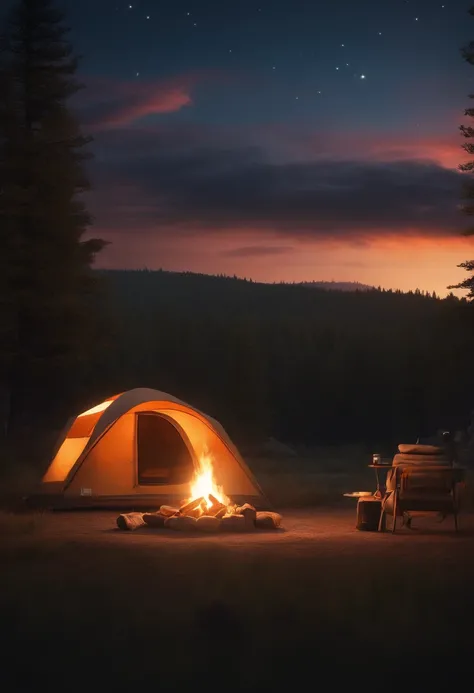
[51,268,474,449]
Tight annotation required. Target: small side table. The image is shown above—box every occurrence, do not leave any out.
[368,464,394,499]
[343,492,382,531]
[356,496,383,531]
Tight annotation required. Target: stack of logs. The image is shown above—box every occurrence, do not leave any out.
[116,496,282,532]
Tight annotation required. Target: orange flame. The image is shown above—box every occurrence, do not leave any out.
[190,450,229,509]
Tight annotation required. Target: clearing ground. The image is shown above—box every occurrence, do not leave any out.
[2,507,472,557]
[2,508,473,689]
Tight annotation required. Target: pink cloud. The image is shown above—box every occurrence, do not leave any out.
[78,75,195,129]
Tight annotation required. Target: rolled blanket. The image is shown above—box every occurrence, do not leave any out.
[398,444,445,455]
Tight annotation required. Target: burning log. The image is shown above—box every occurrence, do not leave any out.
[207,500,227,517]
[143,513,166,528]
[116,512,145,531]
[255,511,282,529]
[185,506,204,518]
[165,515,198,531]
[160,505,180,517]
[178,497,205,517]
[196,515,222,532]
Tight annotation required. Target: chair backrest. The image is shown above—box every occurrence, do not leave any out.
[398,466,455,498]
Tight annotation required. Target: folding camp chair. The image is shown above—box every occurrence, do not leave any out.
[379,465,460,533]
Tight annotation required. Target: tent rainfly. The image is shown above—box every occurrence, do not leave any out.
[34,388,267,510]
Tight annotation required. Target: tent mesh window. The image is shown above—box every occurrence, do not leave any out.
[136,413,194,485]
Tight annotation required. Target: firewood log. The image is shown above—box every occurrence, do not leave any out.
[195,515,222,532]
[207,501,227,517]
[220,514,247,532]
[255,511,282,529]
[208,494,220,506]
[165,515,198,531]
[116,512,145,531]
[159,505,179,517]
[214,506,227,519]
[178,497,205,516]
[236,503,256,528]
[236,503,256,514]
[143,513,166,528]
[179,505,203,518]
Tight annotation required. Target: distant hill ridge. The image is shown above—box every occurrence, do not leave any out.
[97,269,445,300]
[98,269,374,292]
[296,280,374,292]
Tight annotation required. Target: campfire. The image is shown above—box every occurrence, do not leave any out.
[117,451,282,533]
[185,450,232,518]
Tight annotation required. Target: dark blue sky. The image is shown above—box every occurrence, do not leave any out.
[65,0,471,130]
[55,0,474,293]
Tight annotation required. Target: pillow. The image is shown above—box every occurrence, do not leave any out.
[398,444,445,455]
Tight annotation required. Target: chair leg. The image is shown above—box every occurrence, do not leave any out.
[453,486,459,534]
[392,492,398,533]
[378,497,387,532]
[378,508,386,532]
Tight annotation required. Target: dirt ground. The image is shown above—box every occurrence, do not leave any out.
[3,507,474,688]
[4,507,473,561]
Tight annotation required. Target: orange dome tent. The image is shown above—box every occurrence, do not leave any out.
[34,388,267,510]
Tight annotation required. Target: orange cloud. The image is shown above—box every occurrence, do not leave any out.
[299,130,463,170]
[365,136,463,170]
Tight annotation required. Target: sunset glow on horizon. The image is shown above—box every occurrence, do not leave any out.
[65,0,474,298]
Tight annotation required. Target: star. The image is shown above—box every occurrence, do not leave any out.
[336,66,339,70]
[146,15,150,19]
[378,32,382,36]
[346,63,349,67]
[360,74,366,79]
[193,22,197,27]
[341,43,345,47]
[272,65,276,70]
[415,17,418,21]
[295,96,299,100]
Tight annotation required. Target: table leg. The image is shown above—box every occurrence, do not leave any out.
[374,468,382,499]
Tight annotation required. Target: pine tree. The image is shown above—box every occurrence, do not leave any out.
[0,0,106,434]
[449,6,474,298]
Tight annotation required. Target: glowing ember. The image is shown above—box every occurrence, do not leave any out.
[190,450,230,510]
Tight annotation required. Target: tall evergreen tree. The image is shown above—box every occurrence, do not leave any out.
[450,6,474,298]
[0,0,106,435]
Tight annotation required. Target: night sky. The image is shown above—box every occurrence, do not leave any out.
[63,0,473,294]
